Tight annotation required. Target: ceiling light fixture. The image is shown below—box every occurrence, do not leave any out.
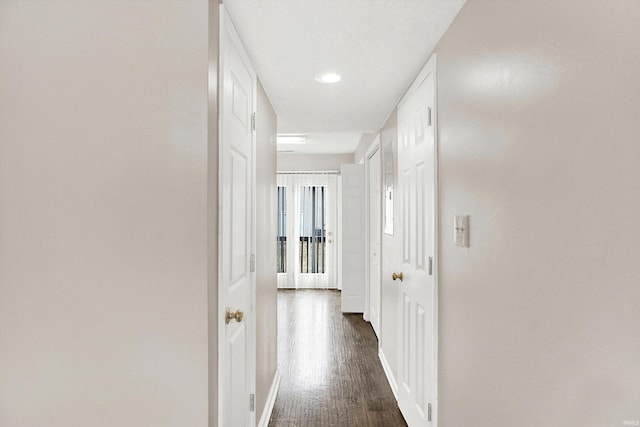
[277,134,307,145]
[316,73,341,84]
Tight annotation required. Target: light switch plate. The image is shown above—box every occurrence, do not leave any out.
[454,215,469,247]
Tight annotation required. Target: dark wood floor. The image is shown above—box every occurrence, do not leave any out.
[269,289,407,427]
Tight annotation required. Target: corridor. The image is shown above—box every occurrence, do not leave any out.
[269,290,406,427]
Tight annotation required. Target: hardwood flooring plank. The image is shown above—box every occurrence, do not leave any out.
[268,290,407,427]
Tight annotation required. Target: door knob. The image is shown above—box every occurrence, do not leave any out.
[392,272,403,281]
[225,307,244,324]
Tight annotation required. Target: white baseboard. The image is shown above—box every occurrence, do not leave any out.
[379,348,398,401]
[257,370,281,427]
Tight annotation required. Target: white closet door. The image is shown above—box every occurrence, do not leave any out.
[218,6,256,426]
[396,55,438,427]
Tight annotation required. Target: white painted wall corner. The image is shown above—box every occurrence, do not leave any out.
[257,370,281,427]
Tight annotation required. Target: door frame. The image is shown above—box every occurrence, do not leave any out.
[364,135,382,337]
[396,53,439,425]
[218,5,257,426]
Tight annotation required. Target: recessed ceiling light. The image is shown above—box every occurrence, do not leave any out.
[316,73,341,84]
[277,134,307,145]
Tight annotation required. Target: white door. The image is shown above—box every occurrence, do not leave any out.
[396,55,438,426]
[341,164,365,312]
[219,6,256,427]
[368,147,382,337]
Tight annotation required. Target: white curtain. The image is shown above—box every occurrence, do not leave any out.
[277,173,338,289]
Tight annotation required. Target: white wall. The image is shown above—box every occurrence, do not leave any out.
[434,1,640,426]
[353,133,378,164]
[277,152,353,172]
[255,79,278,424]
[0,1,211,426]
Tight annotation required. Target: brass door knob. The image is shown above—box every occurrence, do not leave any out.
[225,307,244,324]
[392,272,403,281]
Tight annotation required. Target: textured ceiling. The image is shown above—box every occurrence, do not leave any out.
[224,0,466,153]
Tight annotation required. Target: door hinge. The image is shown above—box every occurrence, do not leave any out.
[427,107,432,127]
[428,402,432,422]
[427,256,433,276]
[250,254,255,272]
[250,393,255,412]
[251,112,256,131]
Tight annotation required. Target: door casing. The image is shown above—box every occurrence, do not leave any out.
[365,137,382,338]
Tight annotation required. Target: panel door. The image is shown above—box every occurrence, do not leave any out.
[396,55,438,426]
[219,6,256,427]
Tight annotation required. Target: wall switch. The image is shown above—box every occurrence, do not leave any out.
[454,215,469,247]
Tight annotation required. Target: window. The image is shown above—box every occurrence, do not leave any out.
[276,173,337,289]
[298,185,326,274]
[277,186,287,273]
